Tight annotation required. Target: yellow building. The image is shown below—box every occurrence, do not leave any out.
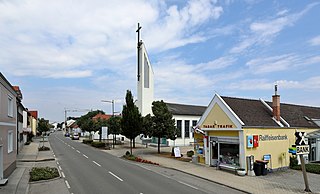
[194,92,320,172]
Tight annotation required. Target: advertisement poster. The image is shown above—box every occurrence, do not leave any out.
[247,135,253,148]
[253,135,259,147]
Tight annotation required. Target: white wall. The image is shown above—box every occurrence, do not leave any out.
[167,115,201,146]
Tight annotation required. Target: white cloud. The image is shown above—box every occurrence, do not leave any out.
[246,54,320,74]
[309,35,320,46]
[0,0,223,78]
[230,2,319,54]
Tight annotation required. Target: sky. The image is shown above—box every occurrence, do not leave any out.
[1,0,320,123]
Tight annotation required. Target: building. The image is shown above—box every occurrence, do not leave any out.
[0,73,18,184]
[135,40,206,146]
[28,110,38,136]
[12,86,27,153]
[195,89,320,172]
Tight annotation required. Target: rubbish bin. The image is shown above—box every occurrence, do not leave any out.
[256,160,269,176]
[253,162,262,176]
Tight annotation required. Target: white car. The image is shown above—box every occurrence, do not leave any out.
[72,133,79,140]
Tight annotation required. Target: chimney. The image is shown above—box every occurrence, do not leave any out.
[272,84,280,121]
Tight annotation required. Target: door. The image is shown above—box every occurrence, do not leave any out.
[0,145,3,179]
[210,140,218,166]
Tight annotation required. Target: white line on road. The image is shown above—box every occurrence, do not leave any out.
[83,154,88,158]
[57,161,59,165]
[178,181,198,190]
[61,171,65,178]
[93,161,101,167]
[108,171,123,182]
[58,166,62,171]
[65,180,71,189]
[76,150,80,153]
[71,147,75,149]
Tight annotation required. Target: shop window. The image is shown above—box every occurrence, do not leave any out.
[219,143,239,166]
[176,120,182,138]
[184,120,190,138]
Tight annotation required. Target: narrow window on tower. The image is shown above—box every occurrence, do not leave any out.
[144,54,149,88]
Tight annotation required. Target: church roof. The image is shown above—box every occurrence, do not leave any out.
[165,102,206,116]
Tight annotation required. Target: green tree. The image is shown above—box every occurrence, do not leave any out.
[107,116,122,148]
[150,100,176,153]
[37,118,50,134]
[141,114,153,137]
[121,90,142,154]
[77,110,105,132]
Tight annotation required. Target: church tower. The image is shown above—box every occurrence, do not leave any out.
[136,24,154,116]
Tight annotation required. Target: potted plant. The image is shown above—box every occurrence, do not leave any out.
[236,168,246,176]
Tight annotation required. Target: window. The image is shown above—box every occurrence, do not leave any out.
[219,143,239,166]
[191,120,197,138]
[8,95,13,117]
[185,120,190,138]
[144,54,149,88]
[8,130,13,153]
[176,120,182,138]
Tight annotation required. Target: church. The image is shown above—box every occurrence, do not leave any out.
[135,25,205,146]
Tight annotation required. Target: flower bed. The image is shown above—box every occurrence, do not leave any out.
[29,167,59,182]
[123,152,159,165]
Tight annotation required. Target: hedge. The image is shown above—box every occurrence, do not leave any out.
[83,139,93,144]
[91,141,105,148]
[290,156,320,174]
[29,167,59,182]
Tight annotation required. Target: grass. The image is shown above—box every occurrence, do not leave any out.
[29,167,59,182]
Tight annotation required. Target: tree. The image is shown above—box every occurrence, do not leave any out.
[121,90,142,154]
[37,118,50,134]
[150,100,176,153]
[107,116,122,148]
[141,114,153,138]
[77,110,105,132]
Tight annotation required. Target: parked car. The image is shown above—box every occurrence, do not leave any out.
[72,133,79,140]
[65,132,70,137]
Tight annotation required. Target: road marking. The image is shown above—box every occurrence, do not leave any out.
[76,150,80,153]
[93,161,101,167]
[68,144,71,147]
[61,172,65,178]
[58,166,62,171]
[108,171,123,182]
[83,154,88,158]
[71,147,75,149]
[57,161,59,165]
[178,181,198,190]
[65,180,71,189]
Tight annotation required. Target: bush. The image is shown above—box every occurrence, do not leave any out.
[83,139,93,144]
[91,141,105,148]
[290,156,320,174]
[38,146,50,151]
[29,167,59,182]
[24,141,31,145]
[187,150,194,157]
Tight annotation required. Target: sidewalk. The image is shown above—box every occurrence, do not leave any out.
[1,137,69,194]
[103,142,320,194]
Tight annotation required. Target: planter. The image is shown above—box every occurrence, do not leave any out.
[237,169,246,176]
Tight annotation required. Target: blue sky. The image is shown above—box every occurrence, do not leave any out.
[1,0,320,122]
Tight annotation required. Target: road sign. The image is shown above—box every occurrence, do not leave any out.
[296,145,310,155]
[295,132,307,145]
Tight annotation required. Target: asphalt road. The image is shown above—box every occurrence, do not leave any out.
[49,132,245,194]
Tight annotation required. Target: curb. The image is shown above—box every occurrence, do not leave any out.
[17,158,55,162]
[29,176,62,184]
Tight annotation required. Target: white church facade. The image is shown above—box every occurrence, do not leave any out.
[135,39,206,146]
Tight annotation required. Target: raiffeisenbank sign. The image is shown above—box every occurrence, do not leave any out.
[259,134,288,141]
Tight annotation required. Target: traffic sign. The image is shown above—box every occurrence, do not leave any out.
[296,145,310,155]
[295,132,307,145]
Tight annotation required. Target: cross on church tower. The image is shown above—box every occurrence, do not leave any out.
[136,23,142,81]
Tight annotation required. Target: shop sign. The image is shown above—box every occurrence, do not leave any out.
[295,132,307,145]
[296,145,310,155]
[259,134,288,141]
[247,135,253,148]
[202,124,233,128]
